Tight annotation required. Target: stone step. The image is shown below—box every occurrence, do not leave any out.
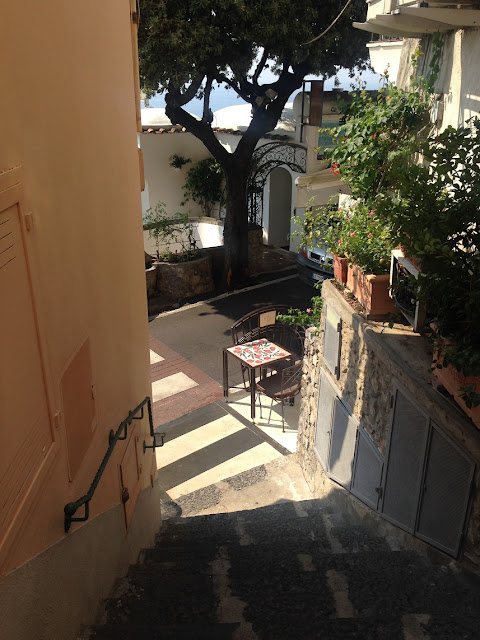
[101,585,216,627]
[87,622,240,640]
[154,508,389,552]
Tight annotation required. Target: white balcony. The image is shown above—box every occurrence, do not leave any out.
[356,5,480,38]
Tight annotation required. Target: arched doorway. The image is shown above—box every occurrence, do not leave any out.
[247,142,306,228]
[267,167,292,248]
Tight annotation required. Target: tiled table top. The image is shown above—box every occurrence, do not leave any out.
[226,338,291,368]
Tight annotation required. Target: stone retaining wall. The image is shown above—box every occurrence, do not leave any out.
[146,251,214,303]
[298,278,480,571]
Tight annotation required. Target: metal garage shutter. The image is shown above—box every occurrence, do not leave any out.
[314,369,336,471]
[328,398,358,489]
[351,426,384,511]
[416,424,474,557]
[323,305,341,379]
[381,387,429,533]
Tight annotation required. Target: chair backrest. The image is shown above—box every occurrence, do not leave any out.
[230,305,289,345]
[275,324,305,360]
[281,362,303,397]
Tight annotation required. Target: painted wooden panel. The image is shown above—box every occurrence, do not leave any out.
[0,199,52,546]
[61,338,96,480]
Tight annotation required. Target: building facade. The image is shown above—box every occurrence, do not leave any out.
[0,3,161,639]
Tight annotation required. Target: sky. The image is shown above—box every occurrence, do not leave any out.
[144,67,382,118]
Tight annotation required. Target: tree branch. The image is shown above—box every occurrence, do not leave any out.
[215,72,254,105]
[164,97,230,164]
[202,76,213,123]
[168,76,204,107]
[252,49,269,87]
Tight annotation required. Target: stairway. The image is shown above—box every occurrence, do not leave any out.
[87,469,480,640]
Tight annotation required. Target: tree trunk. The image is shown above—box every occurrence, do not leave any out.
[223,162,250,289]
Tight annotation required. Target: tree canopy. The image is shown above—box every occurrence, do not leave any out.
[138,0,369,286]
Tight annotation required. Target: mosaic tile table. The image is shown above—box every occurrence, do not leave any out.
[223,338,292,419]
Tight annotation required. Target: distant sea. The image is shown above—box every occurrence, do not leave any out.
[143,68,381,118]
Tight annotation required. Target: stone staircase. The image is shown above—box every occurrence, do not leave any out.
[87,469,480,640]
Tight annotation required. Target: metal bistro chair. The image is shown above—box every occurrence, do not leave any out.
[230,305,289,345]
[265,323,305,374]
[255,362,303,432]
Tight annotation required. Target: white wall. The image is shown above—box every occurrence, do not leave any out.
[434,29,480,129]
[140,130,276,218]
[139,132,210,218]
[140,128,300,254]
[144,217,224,256]
[397,30,480,129]
[367,40,403,80]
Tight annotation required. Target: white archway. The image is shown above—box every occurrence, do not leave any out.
[267,166,293,248]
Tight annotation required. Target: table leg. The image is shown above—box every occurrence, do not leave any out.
[250,367,256,420]
[223,350,229,401]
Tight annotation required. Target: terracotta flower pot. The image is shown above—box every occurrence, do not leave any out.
[432,339,480,428]
[347,263,396,318]
[333,254,348,285]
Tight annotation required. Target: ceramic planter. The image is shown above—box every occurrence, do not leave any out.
[333,254,348,285]
[347,263,396,318]
[433,341,480,428]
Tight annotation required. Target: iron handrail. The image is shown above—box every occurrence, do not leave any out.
[63,395,164,533]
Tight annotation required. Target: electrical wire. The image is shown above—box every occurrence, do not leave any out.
[303,0,353,46]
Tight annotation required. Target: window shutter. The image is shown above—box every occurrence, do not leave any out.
[351,426,384,510]
[416,424,474,557]
[323,304,341,379]
[328,398,358,489]
[381,388,430,533]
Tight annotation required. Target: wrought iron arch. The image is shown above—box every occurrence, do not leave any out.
[248,142,306,226]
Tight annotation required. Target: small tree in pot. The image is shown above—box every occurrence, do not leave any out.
[144,201,199,263]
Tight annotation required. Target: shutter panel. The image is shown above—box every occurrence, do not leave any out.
[381,388,429,533]
[351,426,384,510]
[328,398,358,489]
[314,369,336,471]
[323,305,341,379]
[416,424,474,557]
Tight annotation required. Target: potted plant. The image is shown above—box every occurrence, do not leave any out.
[144,201,198,261]
[296,199,397,317]
[168,153,191,170]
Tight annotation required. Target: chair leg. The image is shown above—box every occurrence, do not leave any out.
[267,397,274,424]
[258,392,263,419]
[281,399,285,433]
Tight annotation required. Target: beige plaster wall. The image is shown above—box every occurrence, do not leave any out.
[0,1,161,637]
[0,483,162,640]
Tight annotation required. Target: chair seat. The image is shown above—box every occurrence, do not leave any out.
[256,373,300,399]
[269,355,302,372]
